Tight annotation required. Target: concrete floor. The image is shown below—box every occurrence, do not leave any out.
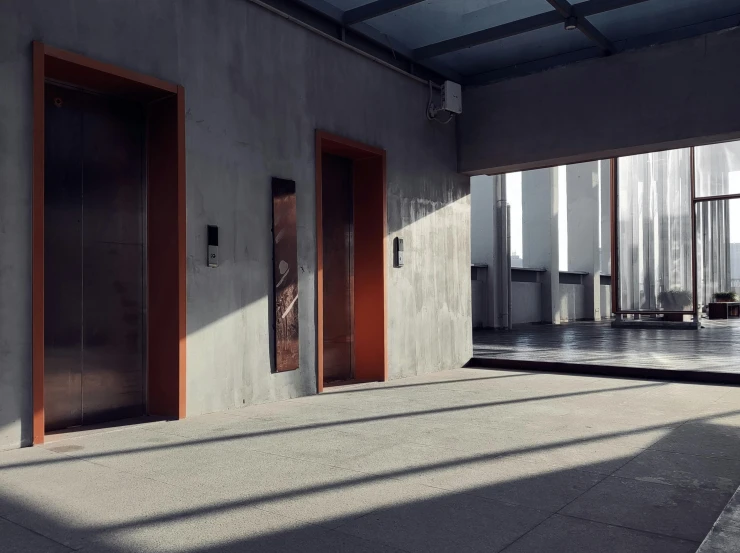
[474,320,740,375]
[2,368,740,552]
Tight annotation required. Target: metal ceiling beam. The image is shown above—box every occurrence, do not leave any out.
[465,48,603,86]
[544,0,615,53]
[283,0,461,81]
[343,0,426,25]
[414,11,564,60]
[577,18,615,53]
[414,0,647,60]
[466,12,740,87]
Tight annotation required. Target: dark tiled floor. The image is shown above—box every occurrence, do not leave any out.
[474,319,740,374]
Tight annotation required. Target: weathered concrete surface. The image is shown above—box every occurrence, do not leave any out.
[460,26,740,175]
[0,0,471,449]
[698,486,740,553]
[1,367,737,552]
[522,168,560,324]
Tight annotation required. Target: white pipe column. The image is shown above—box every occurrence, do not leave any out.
[600,160,612,316]
[549,167,562,324]
[496,176,512,329]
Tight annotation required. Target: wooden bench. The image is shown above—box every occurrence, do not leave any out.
[708,302,740,320]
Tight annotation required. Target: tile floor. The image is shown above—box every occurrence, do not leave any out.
[2,367,740,552]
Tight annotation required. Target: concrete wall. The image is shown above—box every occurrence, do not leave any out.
[470,176,495,328]
[460,27,740,175]
[522,168,560,324]
[470,177,495,270]
[471,269,487,328]
[566,162,602,320]
[0,0,471,449]
[559,284,587,322]
[601,285,612,318]
[511,282,541,325]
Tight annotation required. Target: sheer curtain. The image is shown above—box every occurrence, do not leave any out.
[695,141,740,198]
[696,199,732,307]
[617,149,693,311]
[695,141,740,306]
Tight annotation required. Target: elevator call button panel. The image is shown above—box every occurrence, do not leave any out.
[394,237,404,268]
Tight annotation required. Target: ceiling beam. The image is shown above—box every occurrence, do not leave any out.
[544,0,572,18]
[284,0,461,81]
[414,0,647,60]
[415,11,564,60]
[343,0,426,25]
[544,0,615,53]
[466,12,740,87]
[576,18,615,53]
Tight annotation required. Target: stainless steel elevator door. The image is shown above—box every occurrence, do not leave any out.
[322,154,354,382]
[44,84,146,432]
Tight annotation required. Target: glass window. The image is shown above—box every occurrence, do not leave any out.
[695,140,740,198]
[617,149,693,312]
[696,198,740,307]
[558,166,568,272]
[507,172,523,268]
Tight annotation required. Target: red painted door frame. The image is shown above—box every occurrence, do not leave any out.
[32,42,186,444]
[315,131,388,392]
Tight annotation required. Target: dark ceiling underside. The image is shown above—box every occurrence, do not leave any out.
[260,0,740,85]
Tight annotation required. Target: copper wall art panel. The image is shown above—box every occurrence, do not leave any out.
[272,178,299,372]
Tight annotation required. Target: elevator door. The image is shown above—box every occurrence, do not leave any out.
[322,154,354,382]
[44,84,146,432]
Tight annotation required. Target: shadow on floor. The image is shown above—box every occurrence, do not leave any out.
[2,370,740,552]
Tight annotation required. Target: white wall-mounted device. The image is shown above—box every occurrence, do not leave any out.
[441,81,462,115]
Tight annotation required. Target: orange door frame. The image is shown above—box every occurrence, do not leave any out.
[315,131,388,392]
[32,42,186,444]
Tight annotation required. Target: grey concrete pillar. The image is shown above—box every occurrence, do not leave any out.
[470,176,498,328]
[522,168,560,324]
[567,161,601,320]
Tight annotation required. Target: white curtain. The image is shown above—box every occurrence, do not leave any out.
[617,149,692,311]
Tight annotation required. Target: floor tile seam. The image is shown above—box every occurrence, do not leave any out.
[353,425,662,464]
[53,450,221,499]
[222,403,369,419]
[120,424,203,441]
[326,525,415,553]
[554,511,703,544]
[40,443,283,502]
[240,444,498,497]
[38,451,375,536]
[661,405,727,437]
[598,447,651,478]
[243,445,443,484]
[330,502,548,553]
[643,445,740,462]
[143,420,359,444]
[0,513,78,551]
[696,386,739,409]
[497,512,560,553]
[551,464,612,516]
[216,443,562,515]
[330,513,458,552]
[220,498,351,536]
[605,473,739,496]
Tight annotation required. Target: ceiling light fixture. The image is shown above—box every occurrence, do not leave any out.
[565,16,577,31]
